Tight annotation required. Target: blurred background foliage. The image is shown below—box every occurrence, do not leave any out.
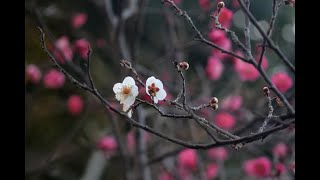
[25,0,295,179]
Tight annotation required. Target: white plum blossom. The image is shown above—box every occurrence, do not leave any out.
[146,76,167,104]
[113,76,139,117]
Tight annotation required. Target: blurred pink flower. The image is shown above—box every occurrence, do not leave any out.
[43,69,65,89]
[214,112,236,130]
[275,163,286,176]
[97,136,118,155]
[205,56,224,80]
[53,36,73,63]
[208,30,232,59]
[221,95,242,111]
[72,13,87,29]
[26,64,41,84]
[199,0,210,11]
[74,38,90,59]
[255,55,268,70]
[158,171,173,180]
[67,95,84,116]
[271,72,293,93]
[212,8,233,29]
[206,163,218,180]
[234,58,259,81]
[272,143,288,158]
[232,0,240,8]
[243,157,272,178]
[207,147,228,161]
[178,149,198,172]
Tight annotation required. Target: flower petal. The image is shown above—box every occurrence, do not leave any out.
[113,83,122,93]
[127,109,133,118]
[131,84,139,97]
[122,76,136,86]
[156,89,167,101]
[115,93,123,102]
[122,95,136,111]
[153,97,159,104]
[146,76,156,87]
[154,79,164,89]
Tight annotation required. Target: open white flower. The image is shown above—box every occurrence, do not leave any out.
[113,76,139,117]
[146,76,167,104]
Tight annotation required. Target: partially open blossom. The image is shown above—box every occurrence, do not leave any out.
[72,13,87,29]
[243,157,272,178]
[97,136,118,156]
[178,149,198,171]
[26,64,41,84]
[158,170,174,180]
[53,36,73,63]
[271,72,293,93]
[113,76,139,117]
[67,95,83,116]
[272,143,288,158]
[43,69,65,89]
[215,112,236,130]
[198,0,210,11]
[146,76,167,104]
[207,147,229,161]
[206,56,224,80]
[74,38,90,59]
[221,95,242,111]
[206,163,218,180]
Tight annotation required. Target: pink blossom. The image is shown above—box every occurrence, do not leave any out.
[26,64,41,84]
[206,163,218,180]
[208,30,232,59]
[67,95,83,116]
[271,72,293,93]
[74,38,90,59]
[205,56,224,80]
[221,95,242,111]
[243,157,272,178]
[43,69,65,89]
[234,58,259,81]
[178,149,198,171]
[254,54,268,70]
[272,143,288,158]
[72,13,87,29]
[53,36,73,63]
[97,136,118,155]
[207,147,228,161]
[158,171,173,180]
[199,0,210,11]
[212,8,233,29]
[214,112,236,130]
[275,163,286,176]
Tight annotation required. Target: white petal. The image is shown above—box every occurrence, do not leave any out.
[115,93,123,101]
[113,83,122,93]
[122,76,136,86]
[146,76,156,87]
[131,85,139,97]
[156,89,167,101]
[127,109,133,118]
[154,79,164,89]
[153,97,158,104]
[122,95,136,111]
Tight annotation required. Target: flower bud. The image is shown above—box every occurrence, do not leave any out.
[178,62,189,71]
[217,1,225,9]
[210,97,219,104]
[262,87,270,96]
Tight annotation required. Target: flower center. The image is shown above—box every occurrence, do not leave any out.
[148,83,159,97]
[122,86,131,95]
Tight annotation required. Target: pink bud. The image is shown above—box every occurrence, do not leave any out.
[97,136,118,155]
[26,64,41,84]
[272,143,288,158]
[43,69,65,89]
[214,112,236,130]
[53,36,73,63]
[243,157,272,178]
[206,163,218,180]
[271,72,293,93]
[178,149,198,171]
[206,56,224,80]
[72,13,87,29]
[67,95,84,116]
[207,147,229,161]
[74,38,90,59]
